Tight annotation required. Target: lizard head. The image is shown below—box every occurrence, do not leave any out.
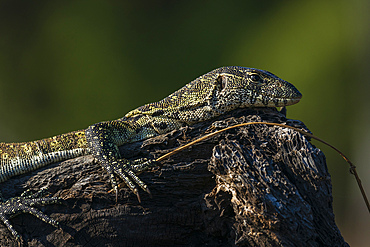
[211,66,302,110]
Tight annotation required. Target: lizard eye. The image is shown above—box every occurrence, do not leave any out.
[216,75,227,90]
[250,74,261,82]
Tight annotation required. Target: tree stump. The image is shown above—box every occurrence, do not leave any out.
[0,108,348,247]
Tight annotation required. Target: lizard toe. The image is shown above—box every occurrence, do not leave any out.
[131,158,158,172]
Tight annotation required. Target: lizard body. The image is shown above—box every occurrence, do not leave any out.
[0,66,302,239]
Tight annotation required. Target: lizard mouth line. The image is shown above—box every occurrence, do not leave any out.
[262,93,302,100]
[252,94,302,107]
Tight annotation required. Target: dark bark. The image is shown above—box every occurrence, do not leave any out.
[0,108,348,247]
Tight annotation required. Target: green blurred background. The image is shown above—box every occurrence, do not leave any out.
[0,1,369,245]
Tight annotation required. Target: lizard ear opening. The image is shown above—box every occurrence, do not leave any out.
[215,75,227,91]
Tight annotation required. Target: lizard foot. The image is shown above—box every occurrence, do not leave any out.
[103,158,158,203]
[0,188,60,239]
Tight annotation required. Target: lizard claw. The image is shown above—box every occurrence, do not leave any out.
[134,189,141,204]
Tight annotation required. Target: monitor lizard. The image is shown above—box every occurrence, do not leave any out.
[0,66,302,239]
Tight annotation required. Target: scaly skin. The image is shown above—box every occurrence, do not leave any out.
[0,66,302,239]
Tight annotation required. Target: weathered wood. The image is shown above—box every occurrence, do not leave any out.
[0,108,348,246]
